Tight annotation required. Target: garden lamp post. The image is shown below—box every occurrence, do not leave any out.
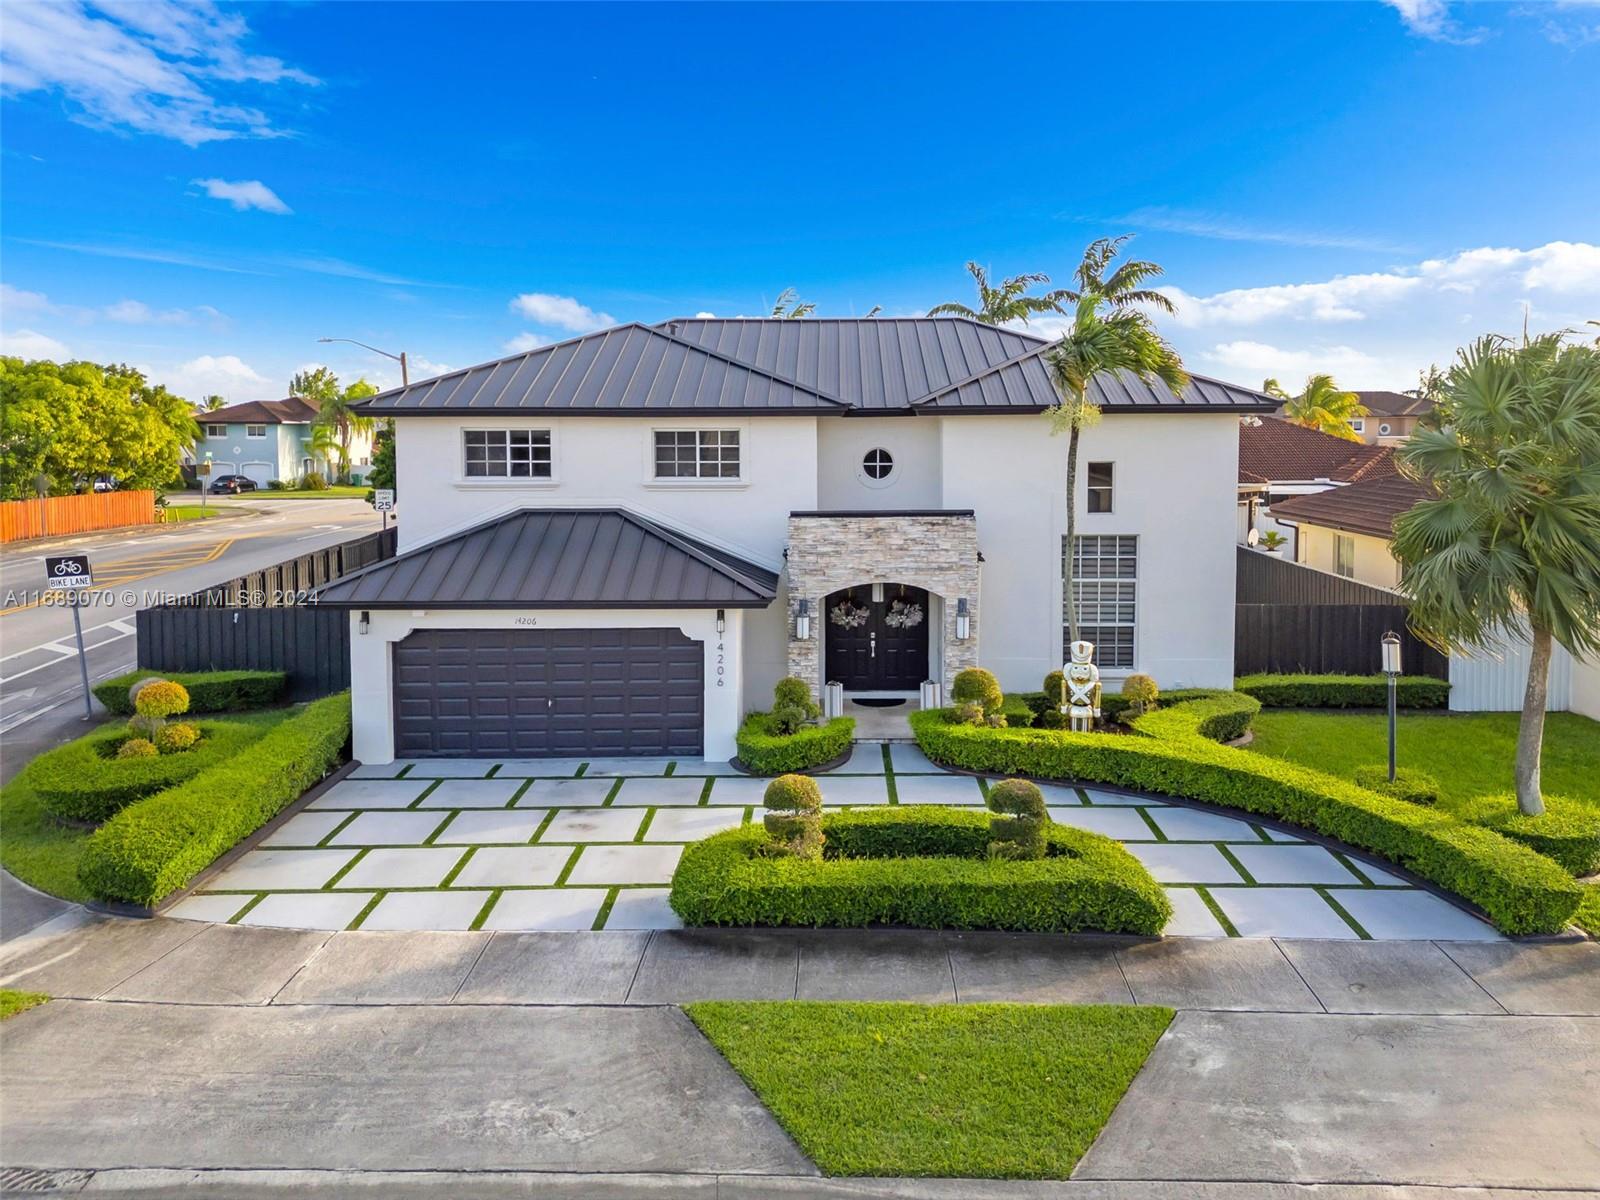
[317,337,408,386]
[1381,631,1402,782]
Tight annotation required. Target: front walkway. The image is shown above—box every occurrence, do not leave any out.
[172,743,1501,940]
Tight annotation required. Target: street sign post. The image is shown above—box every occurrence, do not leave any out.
[374,488,395,531]
[44,555,95,718]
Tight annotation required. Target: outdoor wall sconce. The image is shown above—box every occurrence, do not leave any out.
[871,582,885,603]
[795,599,811,641]
[358,610,370,635]
[955,597,970,640]
[715,608,726,634]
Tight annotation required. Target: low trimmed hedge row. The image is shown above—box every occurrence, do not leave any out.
[669,806,1171,935]
[908,700,1581,935]
[1011,688,1246,729]
[736,713,855,775]
[93,670,287,715]
[1235,674,1451,710]
[1458,796,1600,878]
[22,720,269,824]
[79,693,351,906]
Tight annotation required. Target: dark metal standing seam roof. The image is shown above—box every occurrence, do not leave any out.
[313,509,779,609]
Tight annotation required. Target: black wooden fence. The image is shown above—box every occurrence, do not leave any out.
[1234,547,1449,679]
[135,527,397,700]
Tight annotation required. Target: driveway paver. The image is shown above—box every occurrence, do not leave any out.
[449,845,571,888]
[359,890,492,931]
[238,892,375,931]
[480,887,610,931]
[415,778,523,807]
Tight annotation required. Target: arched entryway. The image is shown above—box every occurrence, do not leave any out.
[823,582,931,691]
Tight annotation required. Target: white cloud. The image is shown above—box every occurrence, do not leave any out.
[193,177,290,214]
[508,293,614,332]
[1,283,55,314]
[0,328,71,360]
[164,353,270,401]
[1075,207,1409,253]
[408,356,453,379]
[1202,341,1381,384]
[0,0,318,146]
[103,298,202,324]
[1382,0,1488,43]
[694,311,717,319]
[504,332,548,354]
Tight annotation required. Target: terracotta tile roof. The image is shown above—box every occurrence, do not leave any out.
[1239,418,1396,485]
[198,397,320,425]
[1267,473,1434,540]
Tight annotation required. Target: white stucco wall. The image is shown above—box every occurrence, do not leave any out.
[816,416,943,509]
[1570,655,1600,722]
[349,607,745,764]
[1297,525,1401,590]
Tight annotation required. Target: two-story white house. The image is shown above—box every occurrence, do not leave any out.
[320,318,1274,763]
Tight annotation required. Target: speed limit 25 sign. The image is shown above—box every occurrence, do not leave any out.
[44,555,94,590]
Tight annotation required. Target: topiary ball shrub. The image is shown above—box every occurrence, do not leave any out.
[951,667,1003,716]
[1042,670,1065,706]
[947,701,987,726]
[154,722,201,755]
[1354,765,1440,806]
[986,778,1047,860]
[1121,674,1160,719]
[768,702,811,736]
[127,676,166,709]
[127,714,167,739]
[773,675,820,718]
[117,738,159,759]
[1035,708,1069,730]
[134,680,190,719]
[762,773,823,859]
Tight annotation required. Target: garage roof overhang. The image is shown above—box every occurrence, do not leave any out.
[314,508,779,609]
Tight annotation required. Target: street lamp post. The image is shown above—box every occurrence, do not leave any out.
[316,337,409,386]
[1381,631,1402,782]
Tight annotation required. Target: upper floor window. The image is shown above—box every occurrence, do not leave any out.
[1086,461,1114,514]
[1378,422,1392,436]
[1334,534,1355,578]
[204,423,226,437]
[1349,418,1365,434]
[464,429,552,478]
[862,448,894,480]
[654,429,740,479]
[246,424,267,438]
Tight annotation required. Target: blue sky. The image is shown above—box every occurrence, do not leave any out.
[2,0,1597,402]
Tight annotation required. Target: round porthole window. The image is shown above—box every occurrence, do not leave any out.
[1378,423,1392,436]
[862,447,895,481]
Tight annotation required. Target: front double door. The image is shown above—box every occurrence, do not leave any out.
[824,585,930,690]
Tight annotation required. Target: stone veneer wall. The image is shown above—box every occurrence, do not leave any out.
[785,512,981,697]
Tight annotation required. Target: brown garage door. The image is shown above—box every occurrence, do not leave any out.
[393,628,703,758]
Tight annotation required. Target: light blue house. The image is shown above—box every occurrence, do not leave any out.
[190,397,375,486]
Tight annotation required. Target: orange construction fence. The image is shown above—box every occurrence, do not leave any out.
[0,490,159,543]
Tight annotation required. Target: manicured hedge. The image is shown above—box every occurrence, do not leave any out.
[1459,796,1600,878]
[23,720,268,824]
[1354,766,1441,806]
[1011,688,1245,729]
[669,806,1171,935]
[736,713,855,775]
[908,700,1580,935]
[79,693,351,906]
[93,670,287,715]
[1235,674,1451,710]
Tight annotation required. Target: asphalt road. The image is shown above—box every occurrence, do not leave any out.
[0,497,383,750]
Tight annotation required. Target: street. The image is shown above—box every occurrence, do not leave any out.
[0,497,382,751]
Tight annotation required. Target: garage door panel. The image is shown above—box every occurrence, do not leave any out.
[393,627,702,758]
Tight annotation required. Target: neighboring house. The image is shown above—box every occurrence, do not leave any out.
[1349,390,1433,445]
[1237,417,1395,558]
[321,318,1275,763]
[1266,472,1431,589]
[190,398,376,487]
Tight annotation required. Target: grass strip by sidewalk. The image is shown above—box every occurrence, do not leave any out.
[685,1000,1172,1179]
[1,989,50,1020]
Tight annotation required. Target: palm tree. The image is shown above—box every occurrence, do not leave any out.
[1264,375,1368,441]
[293,368,375,483]
[1045,242,1187,648]
[1392,331,1600,815]
[306,423,340,482]
[770,288,816,319]
[927,262,1070,325]
[201,394,226,412]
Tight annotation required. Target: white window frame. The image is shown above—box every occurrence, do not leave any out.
[1378,422,1392,436]
[245,424,267,438]
[1064,534,1137,671]
[457,426,559,488]
[645,426,747,488]
[1349,418,1365,434]
[204,423,227,438]
[1334,534,1356,579]
[1085,461,1114,514]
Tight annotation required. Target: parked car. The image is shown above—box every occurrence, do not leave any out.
[91,476,118,493]
[209,474,259,495]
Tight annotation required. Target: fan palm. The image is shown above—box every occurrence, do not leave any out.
[927,262,1071,325]
[1263,375,1368,441]
[1045,242,1188,648]
[1392,332,1600,814]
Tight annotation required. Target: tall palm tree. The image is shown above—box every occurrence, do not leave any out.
[1045,242,1187,648]
[927,262,1071,325]
[1264,375,1369,441]
[293,368,376,483]
[770,288,816,319]
[1392,331,1600,815]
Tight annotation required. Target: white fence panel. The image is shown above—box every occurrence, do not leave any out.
[1448,633,1573,713]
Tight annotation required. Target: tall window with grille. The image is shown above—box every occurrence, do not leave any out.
[1064,534,1137,669]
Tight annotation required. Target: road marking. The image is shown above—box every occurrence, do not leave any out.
[0,624,137,686]
[0,537,234,615]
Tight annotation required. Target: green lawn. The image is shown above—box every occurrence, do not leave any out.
[686,1001,1172,1179]
[0,708,295,901]
[1247,711,1600,812]
[161,504,221,522]
[248,485,370,499]
[0,989,49,1020]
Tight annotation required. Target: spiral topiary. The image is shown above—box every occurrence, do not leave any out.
[154,722,201,754]
[951,667,1003,716]
[116,738,159,759]
[986,778,1047,860]
[762,772,823,859]
[133,679,190,720]
[772,675,820,718]
[768,702,810,736]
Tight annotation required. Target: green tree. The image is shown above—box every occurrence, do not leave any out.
[1392,332,1600,815]
[770,288,816,319]
[1044,240,1187,647]
[1263,375,1369,441]
[201,394,226,412]
[365,419,396,507]
[927,261,1070,325]
[291,368,376,483]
